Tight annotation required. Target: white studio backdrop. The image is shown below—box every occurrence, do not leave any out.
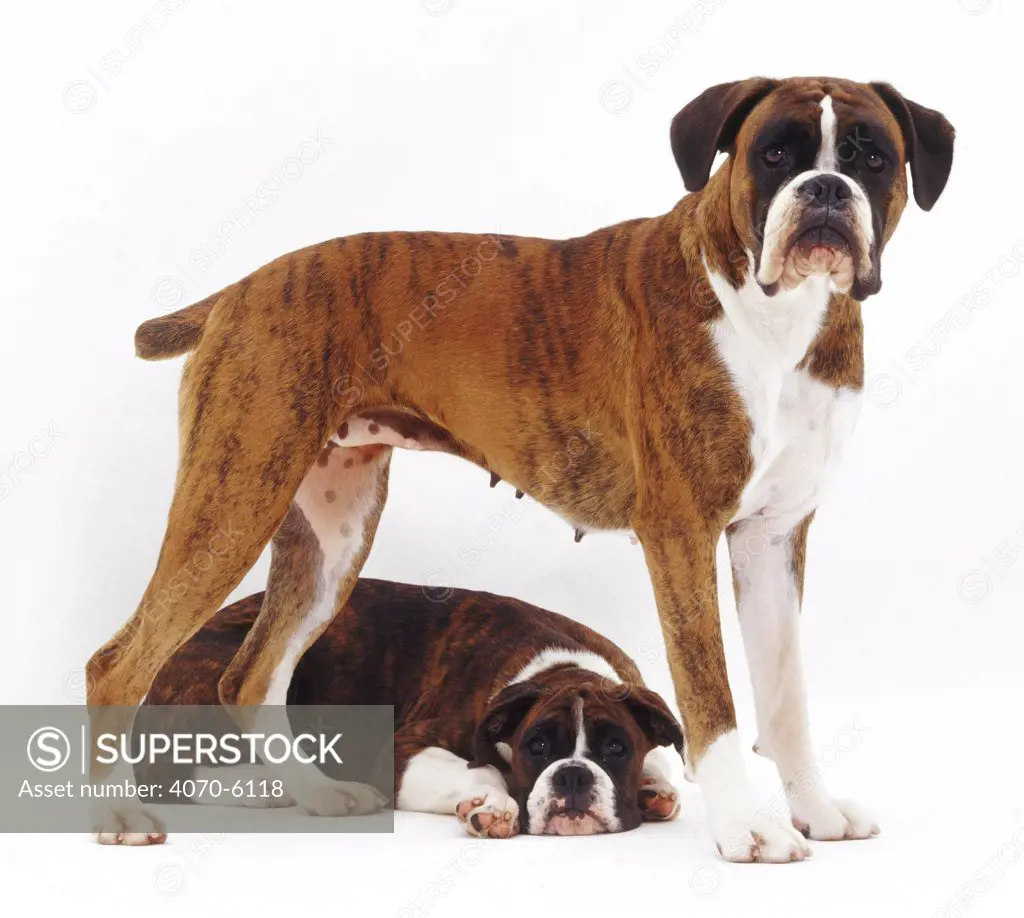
[1,1,1022,915]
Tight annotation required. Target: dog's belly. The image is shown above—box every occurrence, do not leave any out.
[495,426,638,530]
[730,367,861,528]
[329,408,638,531]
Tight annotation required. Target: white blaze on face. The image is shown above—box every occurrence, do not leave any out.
[573,697,587,756]
[816,95,839,171]
[756,94,875,294]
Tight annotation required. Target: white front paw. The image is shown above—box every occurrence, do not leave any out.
[790,796,880,841]
[191,766,297,809]
[219,786,296,809]
[242,788,296,809]
[294,780,389,816]
[639,774,681,821]
[456,787,520,839]
[710,807,812,863]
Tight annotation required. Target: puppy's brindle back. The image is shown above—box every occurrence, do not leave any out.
[89,76,953,856]
[144,579,647,781]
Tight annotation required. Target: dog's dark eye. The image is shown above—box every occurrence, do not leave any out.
[762,147,787,167]
[603,739,626,758]
[527,736,548,757]
[863,151,886,173]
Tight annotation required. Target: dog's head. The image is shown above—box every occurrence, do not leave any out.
[670,77,955,300]
[472,674,683,835]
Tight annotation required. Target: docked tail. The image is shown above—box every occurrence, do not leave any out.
[134,293,218,360]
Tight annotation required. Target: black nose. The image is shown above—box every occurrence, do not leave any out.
[798,174,851,205]
[553,765,594,796]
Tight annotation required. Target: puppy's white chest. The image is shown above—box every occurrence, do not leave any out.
[707,270,861,528]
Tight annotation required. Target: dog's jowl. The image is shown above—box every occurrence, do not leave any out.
[91,76,954,860]
[143,579,684,838]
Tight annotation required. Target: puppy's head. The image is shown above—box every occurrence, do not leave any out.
[473,674,683,836]
[671,77,955,300]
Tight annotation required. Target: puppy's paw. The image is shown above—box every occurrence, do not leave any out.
[711,809,812,863]
[296,780,389,817]
[191,766,296,809]
[241,788,296,809]
[213,785,295,809]
[790,797,880,841]
[456,788,520,839]
[638,774,681,821]
[93,803,166,846]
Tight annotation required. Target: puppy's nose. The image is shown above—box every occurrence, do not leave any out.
[553,765,594,796]
[798,174,851,205]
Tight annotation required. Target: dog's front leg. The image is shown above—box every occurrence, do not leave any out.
[395,731,518,839]
[636,520,811,863]
[728,516,880,842]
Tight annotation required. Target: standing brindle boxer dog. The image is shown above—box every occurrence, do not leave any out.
[89,77,954,861]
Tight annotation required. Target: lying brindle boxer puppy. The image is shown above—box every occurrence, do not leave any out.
[90,77,954,860]
[143,579,684,838]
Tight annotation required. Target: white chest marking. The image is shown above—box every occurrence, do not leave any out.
[707,267,862,528]
[507,647,622,690]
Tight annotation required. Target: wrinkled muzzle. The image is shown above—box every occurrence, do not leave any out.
[756,169,879,300]
[525,760,623,836]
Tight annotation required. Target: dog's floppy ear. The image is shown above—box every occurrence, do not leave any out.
[670,77,777,192]
[471,681,542,770]
[624,685,685,754]
[870,82,955,211]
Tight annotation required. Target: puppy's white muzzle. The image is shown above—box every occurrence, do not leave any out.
[525,757,622,836]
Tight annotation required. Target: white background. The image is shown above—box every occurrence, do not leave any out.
[2,0,1023,914]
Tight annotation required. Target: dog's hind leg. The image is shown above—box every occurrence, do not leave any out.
[86,280,344,843]
[217,439,392,816]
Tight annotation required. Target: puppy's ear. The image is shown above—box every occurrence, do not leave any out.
[471,682,542,770]
[870,82,955,211]
[624,686,685,754]
[670,78,777,192]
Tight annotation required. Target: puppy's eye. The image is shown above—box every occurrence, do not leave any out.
[603,739,626,758]
[863,151,886,173]
[762,147,787,167]
[526,737,548,757]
